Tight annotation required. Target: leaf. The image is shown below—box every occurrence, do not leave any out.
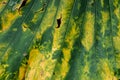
[0,0,120,80]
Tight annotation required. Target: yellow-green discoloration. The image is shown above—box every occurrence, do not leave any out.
[114,7,120,19]
[113,36,120,50]
[0,64,9,77]
[22,23,29,32]
[54,18,80,79]
[113,6,120,50]
[115,52,120,68]
[99,59,117,80]
[113,2,120,71]
[0,0,8,12]
[100,11,109,37]
[81,57,90,80]
[0,65,5,77]
[1,48,11,63]
[25,49,55,80]
[101,0,104,7]
[1,11,19,31]
[81,11,94,51]
[18,64,27,80]
[35,0,58,43]
[113,0,119,7]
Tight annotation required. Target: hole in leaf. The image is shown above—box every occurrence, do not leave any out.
[56,14,62,28]
[18,0,28,13]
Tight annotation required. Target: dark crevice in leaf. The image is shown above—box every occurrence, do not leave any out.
[18,0,28,11]
[56,14,62,28]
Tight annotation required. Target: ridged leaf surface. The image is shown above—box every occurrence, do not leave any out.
[0,0,120,80]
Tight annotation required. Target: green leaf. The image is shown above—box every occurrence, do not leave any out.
[0,0,120,80]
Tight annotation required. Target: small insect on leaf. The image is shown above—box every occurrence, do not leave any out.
[56,14,62,28]
[18,0,28,13]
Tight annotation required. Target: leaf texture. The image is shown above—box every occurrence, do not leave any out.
[0,0,120,80]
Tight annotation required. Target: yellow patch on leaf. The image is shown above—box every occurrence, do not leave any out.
[22,23,29,32]
[99,59,116,80]
[1,11,19,31]
[113,0,119,7]
[101,11,109,36]
[18,64,27,80]
[81,11,94,51]
[101,0,104,7]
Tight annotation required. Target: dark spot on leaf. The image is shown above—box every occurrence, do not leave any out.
[53,72,55,75]
[23,25,28,28]
[91,2,94,6]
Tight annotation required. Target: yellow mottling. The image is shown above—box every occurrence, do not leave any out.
[53,18,79,79]
[115,52,120,68]
[81,55,89,80]
[61,48,71,77]
[0,64,9,77]
[28,49,40,65]
[101,0,104,7]
[0,65,5,76]
[101,11,109,36]
[0,0,8,11]
[101,11,109,23]
[2,48,11,63]
[0,43,6,49]
[113,37,120,50]
[113,4,120,72]
[26,48,55,80]
[35,3,57,50]
[66,19,79,47]
[52,29,62,52]
[22,23,28,32]
[18,64,27,80]
[31,13,39,23]
[114,7,120,19]
[113,23,120,50]
[12,28,17,31]
[81,11,94,51]
[1,11,19,31]
[113,0,119,7]
[99,59,115,80]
